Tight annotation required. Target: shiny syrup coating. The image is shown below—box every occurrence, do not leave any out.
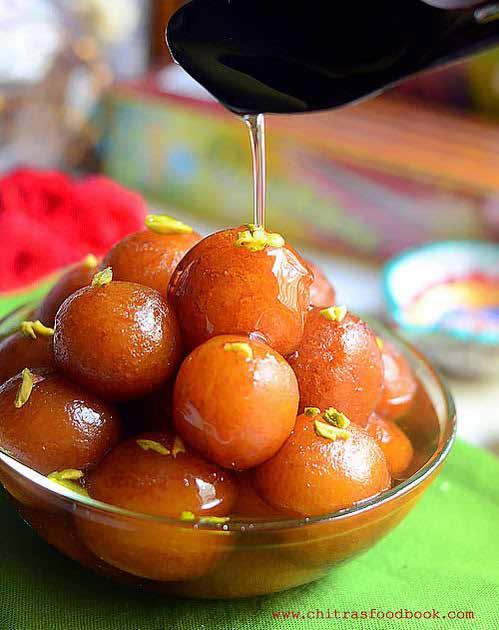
[253,413,391,517]
[231,472,284,519]
[306,260,336,309]
[288,309,384,426]
[0,332,54,386]
[54,281,181,401]
[78,432,236,581]
[168,228,313,355]
[36,262,97,327]
[375,339,418,421]
[366,413,414,478]
[102,229,202,294]
[173,335,299,470]
[0,369,122,474]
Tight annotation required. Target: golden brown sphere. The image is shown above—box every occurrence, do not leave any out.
[102,229,202,294]
[288,308,384,426]
[375,339,417,421]
[366,413,414,478]
[0,369,122,474]
[306,260,336,308]
[173,335,299,469]
[253,412,391,517]
[168,228,313,355]
[54,280,181,401]
[78,432,236,581]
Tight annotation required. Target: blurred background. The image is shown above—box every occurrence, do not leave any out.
[0,1,498,453]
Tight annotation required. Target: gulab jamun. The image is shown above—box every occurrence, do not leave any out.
[173,335,299,469]
[0,322,54,385]
[375,338,417,421]
[232,472,283,519]
[253,409,391,517]
[366,413,414,478]
[306,260,336,308]
[36,254,99,326]
[101,215,202,294]
[0,369,122,474]
[168,226,313,355]
[77,432,236,581]
[288,307,384,426]
[54,273,181,401]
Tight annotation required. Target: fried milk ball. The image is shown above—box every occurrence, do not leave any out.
[77,432,237,581]
[231,472,284,520]
[101,216,202,294]
[253,411,391,517]
[54,275,181,401]
[0,326,54,385]
[0,369,122,474]
[366,413,414,478]
[36,255,99,326]
[306,260,336,308]
[375,339,417,421]
[168,227,313,355]
[173,335,299,470]
[288,307,384,426]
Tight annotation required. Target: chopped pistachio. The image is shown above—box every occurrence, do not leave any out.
[180,511,196,521]
[15,368,34,408]
[47,469,89,497]
[172,435,186,458]
[92,267,113,287]
[223,342,253,360]
[198,516,230,525]
[319,305,347,323]
[376,337,385,351]
[323,407,351,429]
[82,254,98,270]
[304,407,321,417]
[234,225,285,252]
[20,320,54,339]
[136,439,170,456]
[314,419,350,442]
[145,214,193,235]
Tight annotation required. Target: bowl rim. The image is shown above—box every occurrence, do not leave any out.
[383,239,499,346]
[0,322,457,534]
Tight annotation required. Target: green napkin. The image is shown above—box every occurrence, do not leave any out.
[1,439,498,630]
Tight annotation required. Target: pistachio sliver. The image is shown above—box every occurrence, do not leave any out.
[136,439,170,456]
[323,407,351,429]
[314,419,350,442]
[145,214,193,235]
[47,469,89,497]
[172,435,186,458]
[20,320,54,339]
[319,305,347,323]
[82,253,98,270]
[197,516,230,525]
[234,225,285,252]
[180,511,196,521]
[376,336,385,351]
[304,407,321,417]
[92,267,113,287]
[15,368,34,408]
[223,342,253,360]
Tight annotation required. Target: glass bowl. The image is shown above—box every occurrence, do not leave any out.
[0,323,456,599]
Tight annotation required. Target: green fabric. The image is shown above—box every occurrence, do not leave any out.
[0,439,498,630]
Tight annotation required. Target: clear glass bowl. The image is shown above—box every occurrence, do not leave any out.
[0,323,456,599]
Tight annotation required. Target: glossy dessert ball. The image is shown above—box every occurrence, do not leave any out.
[375,339,417,421]
[168,227,313,355]
[306,260,336,308]
[101,216,202,294]
[78,432,236,581]
[288,307,384,426]
[0,324,54,385]
[54,274,181,401]
[254,410,391,517]
[366,413,414,478]
[173,335,299,469]
[0,369,122,474]
[36,255,99,326]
